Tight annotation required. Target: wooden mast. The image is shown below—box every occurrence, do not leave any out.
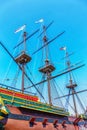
[15,31,31,93]
[65,51,78,117]
[39,25,55,105]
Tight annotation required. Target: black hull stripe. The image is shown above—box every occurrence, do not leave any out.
[8,113,86,126]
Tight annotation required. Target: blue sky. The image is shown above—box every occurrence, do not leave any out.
[0,0,87,114]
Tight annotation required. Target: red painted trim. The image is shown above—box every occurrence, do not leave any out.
[0,88,39,102]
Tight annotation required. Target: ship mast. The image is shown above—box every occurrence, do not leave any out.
[15,31,31,92]
[39,25,55,105]
[65,51,78,117]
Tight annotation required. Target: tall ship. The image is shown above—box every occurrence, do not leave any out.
[0,21,87,130]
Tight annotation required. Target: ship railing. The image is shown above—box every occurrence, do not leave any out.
[0,84,36,96]
[15,50,29,58]
[0,92,69,116]
[66,82,77,88]
[39,62,55,69]
[79,114,87,119]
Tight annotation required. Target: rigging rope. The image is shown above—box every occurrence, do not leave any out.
[54,79,75,113]
[26,65,35,82]
[51,79,64,107]
[65,88,71,111]
[0,41,47,103]
[37,74,45,102]
[11,67,20,88]
[75,91,85,113]
[2,30,23,84]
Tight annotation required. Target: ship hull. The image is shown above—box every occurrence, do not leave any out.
[0,87,86,130]
[4,119,76,130]
[3,105,86,130]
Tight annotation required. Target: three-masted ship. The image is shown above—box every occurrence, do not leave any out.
[0,22,87,130]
